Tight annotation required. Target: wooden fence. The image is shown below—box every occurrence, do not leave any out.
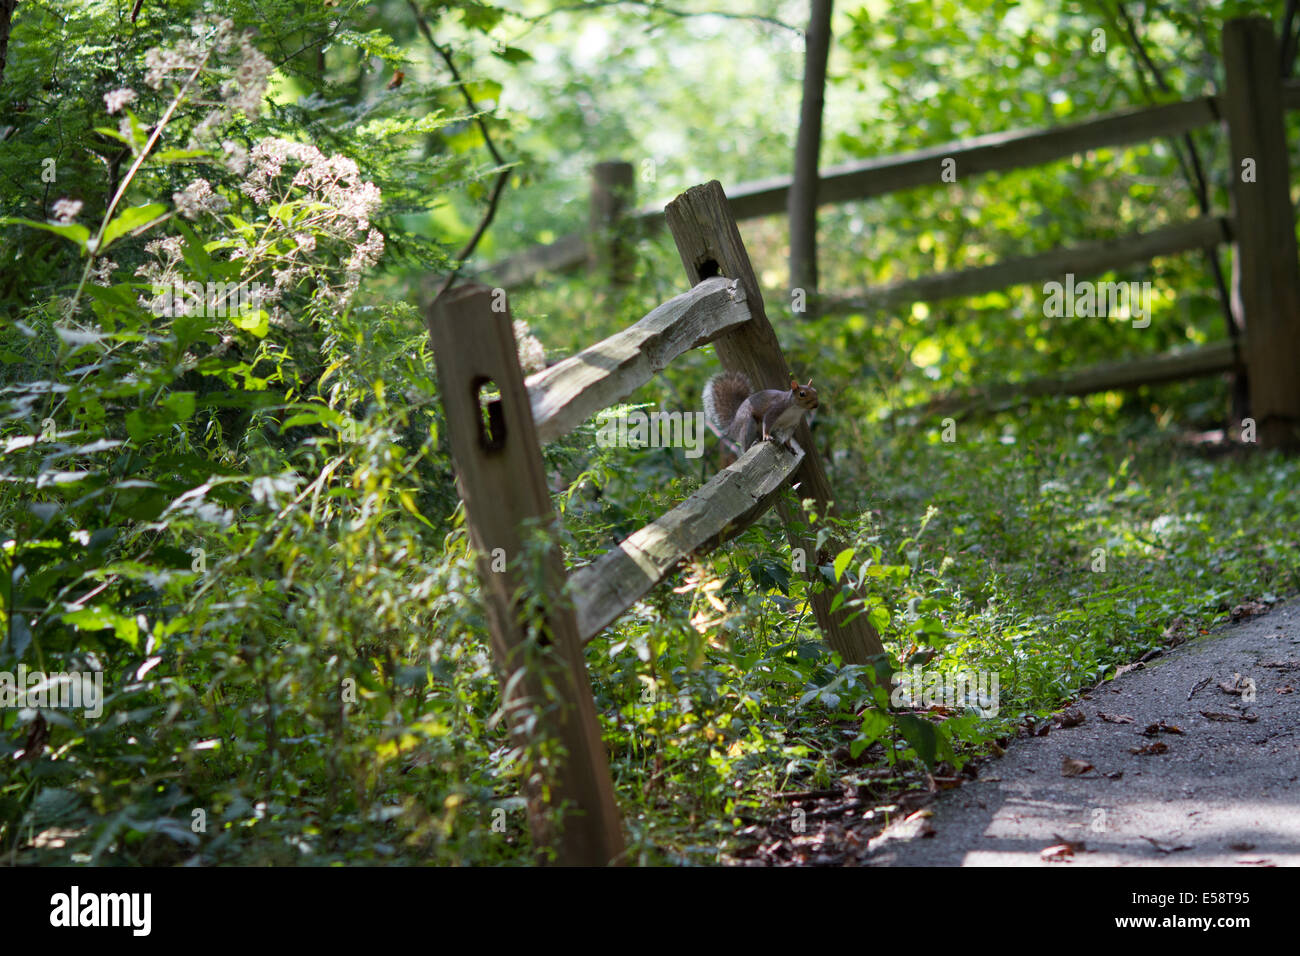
[428,181,885,865]
[481,16,1300,449]
[423,15,1300,866]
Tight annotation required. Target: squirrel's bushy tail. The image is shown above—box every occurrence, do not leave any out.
[702,370,751,436]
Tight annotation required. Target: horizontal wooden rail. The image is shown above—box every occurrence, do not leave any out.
[724,81,1300,219]
[482,233,588,288]
[572,438,805,642]
[899,339,1239,420]
[526,275,750,444]
[479,80,1300,289]
[821,216,1231,313]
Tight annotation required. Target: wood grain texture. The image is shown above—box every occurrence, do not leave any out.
[1223,18,1300,449]
[573,439,805,642]
[426,283,624,866]
[665,181,886,664]
[527,275,749,444]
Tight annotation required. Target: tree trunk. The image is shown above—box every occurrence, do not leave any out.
[788,0,833,302]
[0,1,18,85]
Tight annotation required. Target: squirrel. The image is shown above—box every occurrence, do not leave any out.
[702,370,819,464]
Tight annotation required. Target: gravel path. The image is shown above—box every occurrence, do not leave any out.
[869,601,1300,866]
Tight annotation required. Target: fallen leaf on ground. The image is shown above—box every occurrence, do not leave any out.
[1230,601,1268,621]
[1062,758,1094,776]
[1041,842,1081,861]
[1129,742,1169,756]
[1057,708,1086,728]
[1099,712,1135,723]
[1218,674,1251,696]
[1143,835,1192,854]
[1141,720,1184,736]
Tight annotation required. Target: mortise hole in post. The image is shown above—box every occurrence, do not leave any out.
[473,377,507,452]
[696,258,723,279]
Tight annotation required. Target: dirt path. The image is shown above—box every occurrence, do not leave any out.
[868,601,1300,866]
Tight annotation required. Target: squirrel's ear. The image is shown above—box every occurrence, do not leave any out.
[790,377,799,389]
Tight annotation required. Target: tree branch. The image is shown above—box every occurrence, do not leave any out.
[525,0,798,34]
[1113,2,1240,354]
[407,0,513,303]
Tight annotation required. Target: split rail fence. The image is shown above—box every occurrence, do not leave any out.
[482,16,1300,448]
[423,15,1300,867]
[429,181,884,865]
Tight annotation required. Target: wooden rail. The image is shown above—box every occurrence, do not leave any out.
[424,16,1300,865]
[903,340,1240,420]
[527,275,748,444]
[429,180,884,865]
[572,438,805,640]
[821,216,1230,314]
[479,80,1300,289]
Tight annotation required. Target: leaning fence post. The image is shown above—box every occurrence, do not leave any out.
[427,283,624,866]
[1222,16,1300,450]
[665,181,886,665]
[590,160,635,288]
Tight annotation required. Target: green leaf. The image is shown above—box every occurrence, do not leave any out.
[126,392,196,441]
[896,714,953,769]
[153,148,211,164]
[0,217,90,250]
[232,308,270,338]
[101,203,168,248]
[62,606,140,649]
[494,45,533,64]
[833,547,855,582]
[850,709,891,758]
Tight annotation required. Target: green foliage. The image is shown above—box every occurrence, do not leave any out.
[2,0,1297,868]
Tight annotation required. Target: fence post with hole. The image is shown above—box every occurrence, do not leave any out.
[664,180,886,665]
[426,283,624,866]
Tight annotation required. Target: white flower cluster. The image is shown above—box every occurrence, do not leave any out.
[104,88,137,115]
[173,178,230,220]
[230,137,386,310]
[240,139,382,233]
[144,18,235,89]
[89,258,118,286]
[513,320,547,375]
[142,17,272,148]
[135,237,186,315]
[52,198,83,224]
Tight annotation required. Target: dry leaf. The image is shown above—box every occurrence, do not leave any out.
[1230,601,1267,621]
[1041,843,1077,861]
[1057,708,1086,728]
[1141,720,1184,736]
[1143,835,1191,854]
[1129,742,1169,756]
[1062,758,1094,777]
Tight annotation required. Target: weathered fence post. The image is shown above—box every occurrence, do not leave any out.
[427,283,624,866]
[590,160,635,288]
[665,181,886,665]
[1222,17,1300,450]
